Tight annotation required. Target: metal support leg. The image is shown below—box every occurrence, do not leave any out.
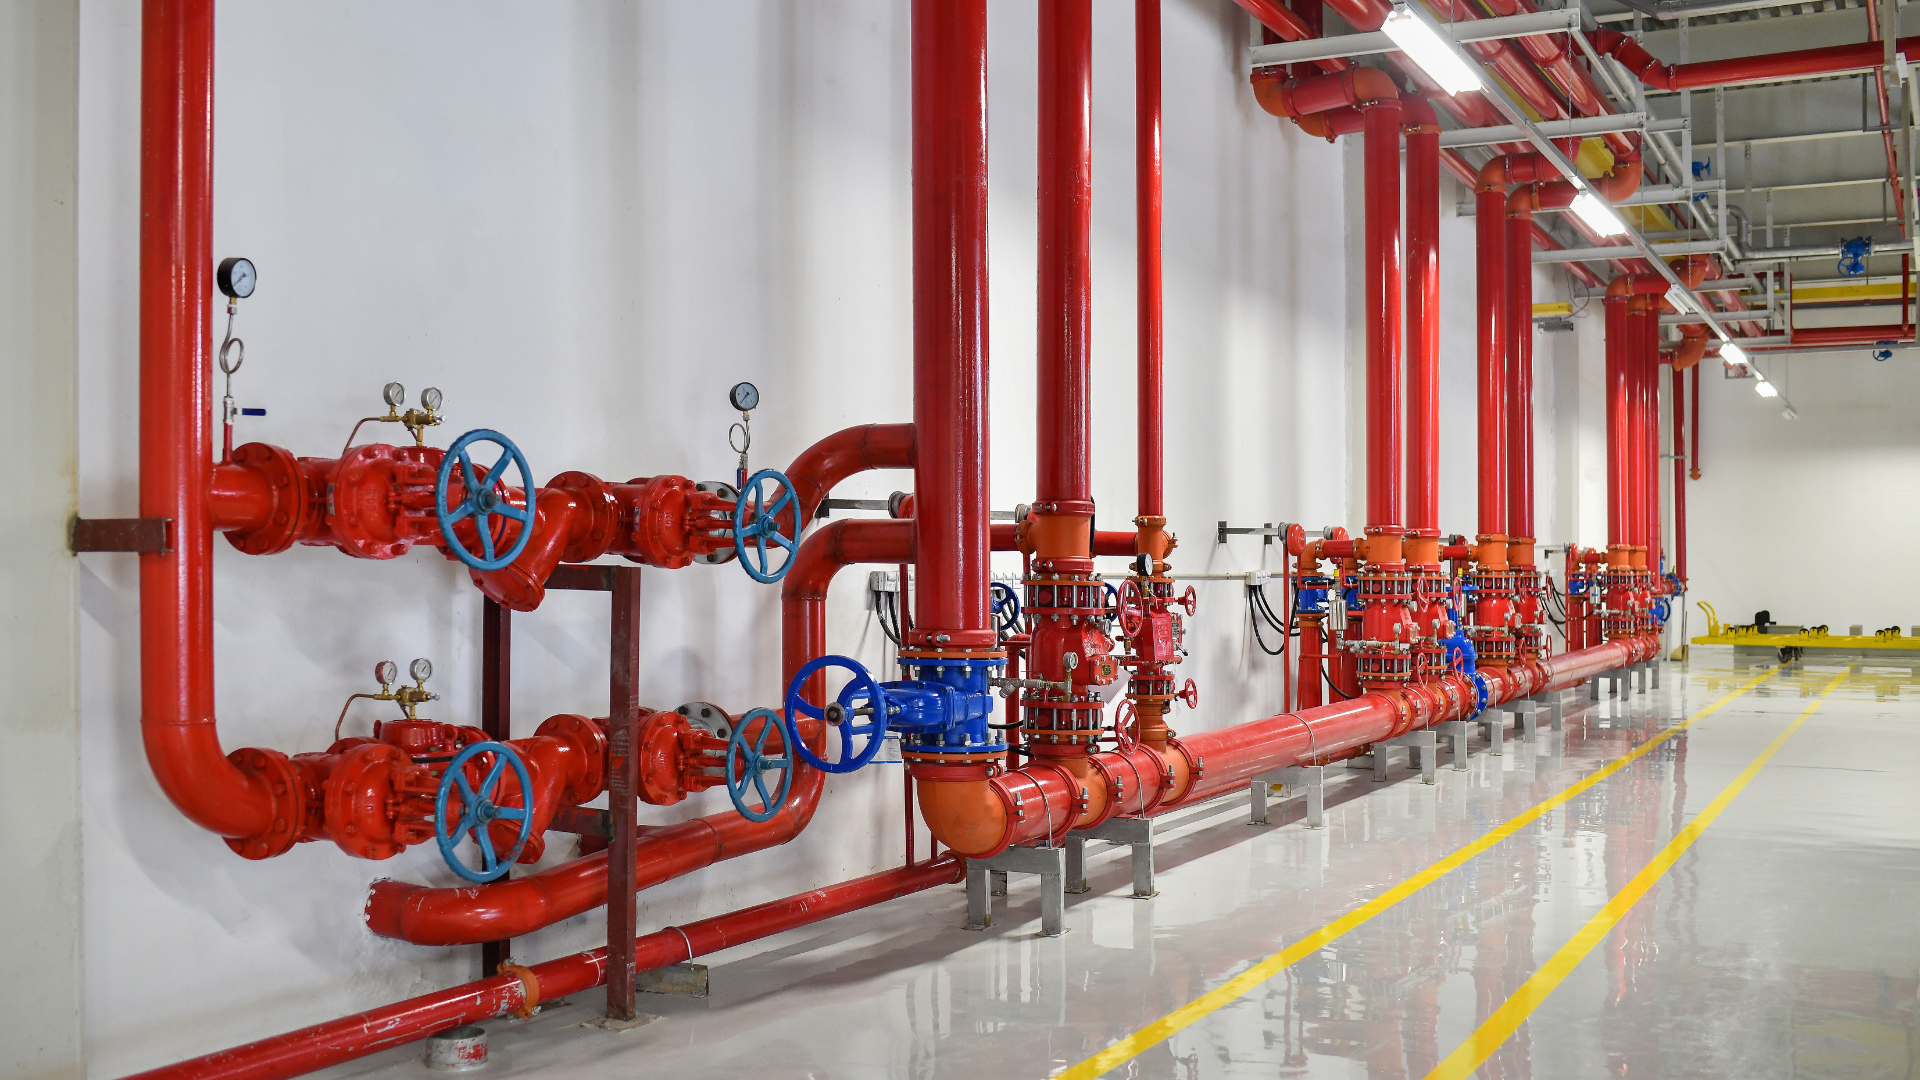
[964,845,1068,936]
[1541,692,1564,731]
[1513,700,1537,743]
[1440,720,1470,769]
[1249,778,1272,826]
[1589,676,1600,701]
[1477,710,1504,755]
[1383,730,1436,784]
[990,870,1008,897]
[1070,816,1157,899]
[1064,838,1089,895]
[1256,765,1325,827]
[1651,661,1661,689]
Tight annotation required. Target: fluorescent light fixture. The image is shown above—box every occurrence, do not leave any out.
[1664,284,1694,314]
[1754,379,1779,398]
[1569,192,1627,237]
[1381,5,1483,95]
[1720,341,1747,366]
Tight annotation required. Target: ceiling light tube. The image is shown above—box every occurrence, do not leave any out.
[1569,191,1627,237]
[1754,379,1779,398]
[1381,5,1484,96]
[1720,341,1747,366]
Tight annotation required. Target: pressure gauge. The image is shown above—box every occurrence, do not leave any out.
[420,387,443,412]
[374,660,398,686]
[728,381,760,412]
[217,257,257,300]
[409,658,434,683]
[383,382,406,409]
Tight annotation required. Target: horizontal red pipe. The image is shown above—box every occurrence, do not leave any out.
[125,856,965,1080]
[367,518,913,945]
[1772,323,1918,346]
[1229,0,1349,73]
[1594,29,1920,90]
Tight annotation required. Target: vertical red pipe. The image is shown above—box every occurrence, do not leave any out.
[1403,101,1441,536]
[1688,362,1700,481]
[1136,0,1163,520]
[1603,295,1628,546]
[1670,366,1686,583]
[1504,205,1535,540]
[139,0,276,841]
[1037,0,1093,512]
[911,0,992,646]
[1644,313,1663,564]
[1622,305,1643,551]
[1475,184,1509,536]
[1363,101,1403,528]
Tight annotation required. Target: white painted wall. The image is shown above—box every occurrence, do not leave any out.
[1,2,84,1077]
[1685,349,1920,633]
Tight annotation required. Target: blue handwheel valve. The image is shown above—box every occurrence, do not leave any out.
[784,654,894,773]
[435,429,536,571]
[734,468,801,583]
[725,708,794,822]
[434,741,535,883]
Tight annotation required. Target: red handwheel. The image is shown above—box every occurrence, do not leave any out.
[1117,579,1147,639]
[1178,679,1199,709]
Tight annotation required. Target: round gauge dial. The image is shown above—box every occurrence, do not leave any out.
[217,257,257,299]
[729,381,760,412]
[374,660,398,686]
[420,387,443,412]
[383,382,407,408]
[409,658,434,683]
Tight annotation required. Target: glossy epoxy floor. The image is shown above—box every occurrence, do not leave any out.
[327,651,1920,1080]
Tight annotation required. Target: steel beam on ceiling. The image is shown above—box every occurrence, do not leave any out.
[1246,7,1580,68]
[1437,113,1680,148]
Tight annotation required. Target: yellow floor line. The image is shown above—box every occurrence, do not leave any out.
[1052,665,1780,1080]
[1421,671,1848,1080]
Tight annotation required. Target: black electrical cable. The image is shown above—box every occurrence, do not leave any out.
[875,588,903,647]
[1322,668,1353,700]
[1250,588,1288,656]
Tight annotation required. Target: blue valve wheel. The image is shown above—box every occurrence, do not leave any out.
[733,468,801,583]
[784,654,892,774]
[725,708,793,822]
[434,740,534,883]
[435,429,535,572]
[990,581,1022,635]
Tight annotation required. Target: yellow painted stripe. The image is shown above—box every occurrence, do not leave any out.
[1421,671,1849,1080]
[1051,664,1780,1080]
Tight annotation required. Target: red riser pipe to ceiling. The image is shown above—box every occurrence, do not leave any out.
[1593,29,1920,91]
[1404,96,1441,539]
[1137,0,1163,520]
[129,857,968,1080]
[1671,366,1687,583]
[1689,363,1701,481]
[1475,175,1509,537]
[1645,311,1663,563]
[1603,295,1627,546]
[911,0,992,649]
[1363,99,1404,530]
[1504,197,1535,541]
[1039,0,1094,515]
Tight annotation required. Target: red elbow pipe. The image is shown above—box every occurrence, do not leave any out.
[910,0,992,647]
[366,518,913,945]
[785,423,917,523]
[1594,29,1920,91]
[139,0,286,846]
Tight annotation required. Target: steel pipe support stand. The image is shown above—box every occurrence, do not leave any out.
[1249,764,1325,828]
[1651,660,1662,689]
[966,845,1067,937]
[1476,710,1506,756]
[1439,720,1471,770]
[1511,700,1538,743]
[1386,731,1437,783]
[1065,815,1156,899]
[1535,691,1565,731]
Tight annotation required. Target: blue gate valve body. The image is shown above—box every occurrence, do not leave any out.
[1295,575,1334,613]
[884,653,1007,756]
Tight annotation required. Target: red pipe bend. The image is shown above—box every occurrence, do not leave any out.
[1252,66,1398,119]
[784,422,917,523]
[366,517,912,946]
[1594,29,1920,91]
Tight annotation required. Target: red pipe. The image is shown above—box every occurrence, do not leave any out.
[1644,309,1662,564]
[1593,29,1920,91]
[1475,163,1509,537]
[139,0,292,847]
[1689,363,1701,481]
[1404,96,1440,539]
[1039,0,1093,519]
[1505,192,1535,541]
[130,857,966,1080]
[911,0,992,648]
[1137,0,1164,521]
[366,519,911,945]
[1671,366,1687,583]
[785,423,917,524]
[1364,99,1403,529]
[1229,0,1348,74]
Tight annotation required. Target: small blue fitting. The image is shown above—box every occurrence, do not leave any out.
[1296,575,1333,613]
[1839,236,1872,277]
